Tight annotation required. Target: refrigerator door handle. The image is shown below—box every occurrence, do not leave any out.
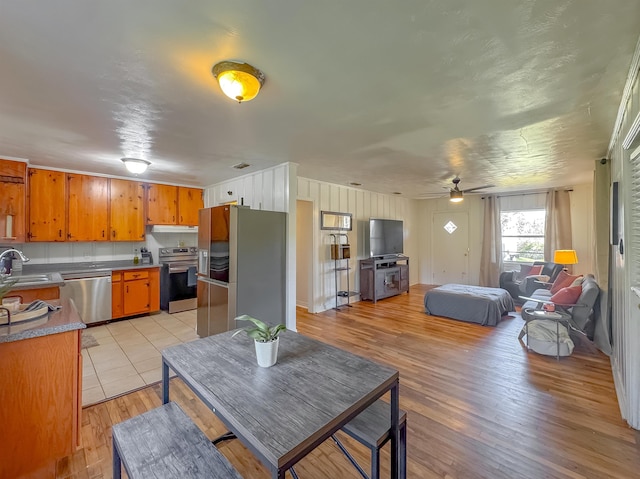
[198,249,208,275]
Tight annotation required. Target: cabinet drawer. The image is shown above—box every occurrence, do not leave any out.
[124,270,149,281]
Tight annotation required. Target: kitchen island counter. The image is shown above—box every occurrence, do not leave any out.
[0,298,84,478]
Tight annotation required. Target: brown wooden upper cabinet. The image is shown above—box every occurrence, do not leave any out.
[0,159,27,243]
[147,184,203,226]
[146,183,178,225]
[109,179,145,241]
[67,174,109,241]
[27,168,67,242]
[178,187,204,226]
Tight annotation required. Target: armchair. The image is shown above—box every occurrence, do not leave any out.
[499,261,564,301]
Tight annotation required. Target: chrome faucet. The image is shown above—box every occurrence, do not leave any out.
[0,249,30,276]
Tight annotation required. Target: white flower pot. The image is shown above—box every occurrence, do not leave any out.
[254,337,279,367]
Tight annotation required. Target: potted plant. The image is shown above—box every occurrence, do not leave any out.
[232,314,286,367]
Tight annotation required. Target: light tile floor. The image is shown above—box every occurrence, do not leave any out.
[81,310,198,406]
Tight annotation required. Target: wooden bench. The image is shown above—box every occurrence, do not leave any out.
[112,402,243,479]
[333,399,407,479]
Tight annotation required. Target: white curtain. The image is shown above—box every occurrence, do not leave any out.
[544,189,573,265]
[479,195,502,287]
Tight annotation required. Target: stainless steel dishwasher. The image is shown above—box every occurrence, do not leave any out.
[59,271,112,324]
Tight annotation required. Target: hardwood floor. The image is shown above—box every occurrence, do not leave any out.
[56,285,640,479]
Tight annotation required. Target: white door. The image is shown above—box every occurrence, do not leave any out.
[432,211,469,285]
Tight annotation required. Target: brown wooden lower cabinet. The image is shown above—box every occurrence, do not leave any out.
[0,329,81,478]
[111,268,160,319]
[4,285,60,304]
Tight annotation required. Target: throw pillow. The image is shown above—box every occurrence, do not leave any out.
[528,265,543,275]
[550,271,580,294]
[550,285,582,305]
[569,276,584,287]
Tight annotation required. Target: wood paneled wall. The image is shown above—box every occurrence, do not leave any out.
[297,177,419,313]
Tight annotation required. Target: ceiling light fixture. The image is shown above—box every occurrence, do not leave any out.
[212,61,265,103]
[121,158,151,174]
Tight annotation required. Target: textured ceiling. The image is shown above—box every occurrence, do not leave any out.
[0,0,639,198]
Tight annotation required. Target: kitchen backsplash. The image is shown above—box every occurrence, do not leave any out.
[5,232,196,266]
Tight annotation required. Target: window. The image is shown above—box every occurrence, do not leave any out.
[500,209,545,264]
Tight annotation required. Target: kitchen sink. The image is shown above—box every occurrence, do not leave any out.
[13,274,53,283]
[1,273,64,289]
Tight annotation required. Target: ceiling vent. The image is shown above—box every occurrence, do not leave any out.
[232,162,251,170]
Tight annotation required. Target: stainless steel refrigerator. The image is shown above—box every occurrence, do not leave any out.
[197,205,287,337]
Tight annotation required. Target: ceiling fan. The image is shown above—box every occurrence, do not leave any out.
[447,177,495,202]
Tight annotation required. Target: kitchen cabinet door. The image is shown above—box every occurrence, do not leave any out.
[27,168,66,241]
[123,278,150,316]
[112,272,123,319]
[146,183,177,225]
[0,329,81,478]
[149,268,160,312]
[178,187,203,226]
[0,159,27,243]
[67,174,109,241]
[110,178,145,241]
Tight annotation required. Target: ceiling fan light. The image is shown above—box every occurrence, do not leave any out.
[121,158,151,174]
[450,189,464,202]
[212,61,265,103]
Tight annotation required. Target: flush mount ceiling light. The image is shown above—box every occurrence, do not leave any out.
[212,61,265,103]
[121,158,151,174]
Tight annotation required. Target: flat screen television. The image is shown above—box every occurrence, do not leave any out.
[369,218,404,257]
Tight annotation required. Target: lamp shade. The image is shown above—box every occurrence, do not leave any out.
[121,158,150,174]
[212,61,265,103]
[553,249,578,265]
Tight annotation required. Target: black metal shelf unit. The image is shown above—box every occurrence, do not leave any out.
[329,233,358,310]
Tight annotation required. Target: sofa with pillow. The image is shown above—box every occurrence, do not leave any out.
[499,261,564,301]
[520,274,601,339]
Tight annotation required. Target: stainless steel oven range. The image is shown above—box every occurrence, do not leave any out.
[159,247,198,313]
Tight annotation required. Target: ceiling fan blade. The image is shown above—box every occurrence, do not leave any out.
[461,184,495,193]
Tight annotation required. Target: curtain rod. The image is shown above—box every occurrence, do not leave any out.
[481,189,573,199]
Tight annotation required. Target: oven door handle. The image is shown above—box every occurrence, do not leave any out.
[168,265,194,273]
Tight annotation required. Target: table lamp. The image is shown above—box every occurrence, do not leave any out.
[553,249,578,271]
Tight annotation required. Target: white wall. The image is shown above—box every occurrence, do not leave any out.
[204,163,291,212]
[297,177,419,313]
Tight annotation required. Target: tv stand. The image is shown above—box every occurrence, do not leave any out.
[359,256,409,303]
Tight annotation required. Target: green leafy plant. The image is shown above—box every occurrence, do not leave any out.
[232,314,286,343]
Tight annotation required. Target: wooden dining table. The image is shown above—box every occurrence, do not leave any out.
[162,329,401,479]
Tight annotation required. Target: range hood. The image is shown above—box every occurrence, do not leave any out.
[150,225,198,234]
